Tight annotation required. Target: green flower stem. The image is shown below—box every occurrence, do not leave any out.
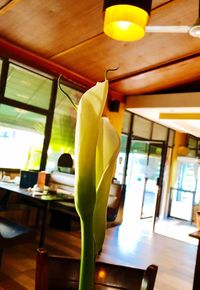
[79,215,95,290]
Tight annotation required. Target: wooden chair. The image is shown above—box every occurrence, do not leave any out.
[35,248,158,290]
[0,216,36,265]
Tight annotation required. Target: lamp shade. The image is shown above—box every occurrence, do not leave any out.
[103,0,152,41]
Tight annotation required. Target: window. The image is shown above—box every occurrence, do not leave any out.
[188,136,197,149]
[188,135,197,157]
[5,64,52,109]
[0,104,46,170]
[133,115,152,139]
[46,84,82,172]
[152,123,168,141]
[122,111,131,133]
[168,129,175,147]
[0,59,87,172]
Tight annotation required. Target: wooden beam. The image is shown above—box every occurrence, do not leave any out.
[0,0,22,16]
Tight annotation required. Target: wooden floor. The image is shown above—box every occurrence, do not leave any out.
[0,218,197,290]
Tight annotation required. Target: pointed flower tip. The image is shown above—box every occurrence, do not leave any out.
[105,68,119,80]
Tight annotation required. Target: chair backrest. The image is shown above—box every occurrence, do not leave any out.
[35,248,158,290]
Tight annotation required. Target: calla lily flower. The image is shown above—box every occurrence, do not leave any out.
[94,117,120,254]
[73,79,120,290]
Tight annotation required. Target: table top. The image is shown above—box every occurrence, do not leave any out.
[0,181,74,202]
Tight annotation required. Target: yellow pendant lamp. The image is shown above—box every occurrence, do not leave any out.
[103,0,152,41]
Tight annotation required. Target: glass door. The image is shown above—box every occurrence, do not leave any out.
[124,140,163,224]
[169,156,199,221]
[141,143,163,219]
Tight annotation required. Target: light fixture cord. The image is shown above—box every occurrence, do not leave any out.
[58,75,78,111]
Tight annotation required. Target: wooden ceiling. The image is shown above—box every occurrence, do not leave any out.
[0,0,200,101]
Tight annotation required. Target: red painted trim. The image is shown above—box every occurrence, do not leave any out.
[0,38,124,101]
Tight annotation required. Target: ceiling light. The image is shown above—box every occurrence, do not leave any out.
[103,0,152,42]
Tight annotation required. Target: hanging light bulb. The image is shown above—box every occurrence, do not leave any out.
[103,0,152,42]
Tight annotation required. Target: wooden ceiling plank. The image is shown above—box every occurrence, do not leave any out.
[0,0,104,58]
[110,51,200,84]
[50,33,103,61]
[111,55,200,96]
[49,0,172,62]
[0,0,198,98]
[50,0,199,85]
[0,0,22,16]
[0,38,123,101]
[0,38,95,89]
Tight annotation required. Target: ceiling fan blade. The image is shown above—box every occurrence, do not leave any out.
[145,25,191,33]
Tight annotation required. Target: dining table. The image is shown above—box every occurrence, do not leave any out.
[0,181,74,247]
